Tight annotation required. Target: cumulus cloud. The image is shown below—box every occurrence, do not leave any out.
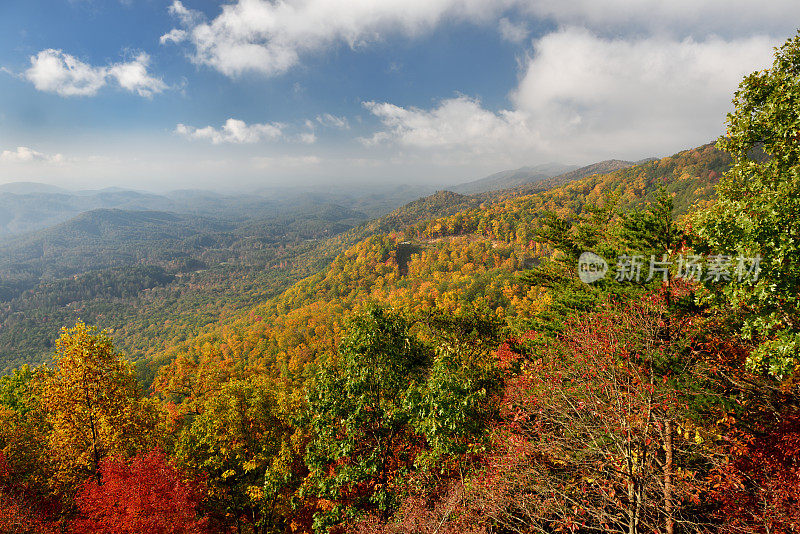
[162,0,512,76]
[24,49,166,97]
[521,0,800,39]
[107,53,168,97]
[363,29,777,163]
[0,146,64,164]
[25,50,107,97]
[362,97,534,154]
[161,0,800,78]
[175,118,285,144]
[512,29,777,155]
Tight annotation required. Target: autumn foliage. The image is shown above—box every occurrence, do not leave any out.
[4,33,800,533]
[72,448,207,534]
[0,452,59,534]
[710,410,800,533]
[474,293,710,533]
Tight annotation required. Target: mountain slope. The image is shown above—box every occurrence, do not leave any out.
[451,163,577,195]
[0,182,441,238]
[0,209,235,280]
[147,143,730,388]
[0,144,730,375]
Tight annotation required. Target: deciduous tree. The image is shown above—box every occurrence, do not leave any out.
[302,306,430,531]
[40,321,162,493]
[694,32,800,378]
[478,294,711,533]
[72,448,207,534]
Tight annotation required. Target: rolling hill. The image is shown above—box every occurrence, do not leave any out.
[0,182,437,237]
[451,162,577,194]
[0,144,729,374]
[143,143,729,386]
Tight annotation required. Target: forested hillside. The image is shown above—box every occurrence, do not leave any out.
[1,33,799,534]
[0,201,372,372]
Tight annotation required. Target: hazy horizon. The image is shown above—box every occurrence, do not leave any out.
[1,1,797,190]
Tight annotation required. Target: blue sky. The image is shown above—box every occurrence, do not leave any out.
[0,1,797,191]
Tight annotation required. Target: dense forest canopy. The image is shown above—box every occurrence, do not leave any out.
[1,30,800,534]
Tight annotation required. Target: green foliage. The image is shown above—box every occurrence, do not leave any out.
[693,32,800,378]
[302,306,430,529]
[408,311,503,462]
[520,186,694,339]
[0,366,35,415]
[618,188,686,255]
[174,376,294,532]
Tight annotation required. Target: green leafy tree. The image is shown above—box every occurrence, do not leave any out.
[693,32,800,378]
[519,197,622,334]
[618,189,686,258]
[174,376,294,534]
[302,306,430,531]
[0,366,54,523]
[409,310,503,465]
[521,189,687,335]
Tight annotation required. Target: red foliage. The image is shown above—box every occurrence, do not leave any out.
[477,292,708,532]
[0,453,60,534]
[72,448,207,534]
[353,481,486,534]
[495,337,524,370]
[0,490,60,534]
[710,410,800,533]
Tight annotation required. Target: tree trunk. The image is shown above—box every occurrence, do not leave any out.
[664,419,674,534]
[88,411,101,483]
[627,474,637,534]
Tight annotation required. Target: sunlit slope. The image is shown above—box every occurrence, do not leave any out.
[151,143,729,393]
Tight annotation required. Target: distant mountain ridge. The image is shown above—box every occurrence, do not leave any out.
[0,183,437,238]
[0,190,185,237]
[0,182,70,194]
[506,159,640,197]
[0,143,729,372]
[451,163,578,195]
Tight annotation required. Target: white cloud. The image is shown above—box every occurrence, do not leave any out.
[297,132,317,144]
[25,50,107,97]
[24,49,166,97]
[164,0,512,77]
[160,28,187,45]
[362,96,534,154]
[363,29,777,163]
[107,53,167,97]
[176,118,324,144]
[498,17,527,43]
[162,0,800,78]
[512,28,777,156]
[175,118,285,144]
[521,0,800,39]
[316,113,349,129]
[0,146,64,164]
[168,0,203,27]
